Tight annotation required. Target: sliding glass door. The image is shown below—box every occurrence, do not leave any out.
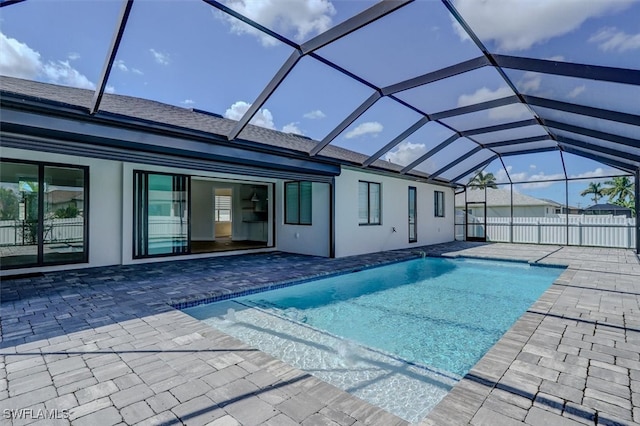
[134,171,190,258]
[0,159,88,269]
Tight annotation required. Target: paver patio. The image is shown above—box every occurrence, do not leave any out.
[1,242,639,425]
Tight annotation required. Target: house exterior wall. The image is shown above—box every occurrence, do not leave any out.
[0,147,123,276]
[333,168,454,257]
[275,181,330,257]
[2,148,455,274]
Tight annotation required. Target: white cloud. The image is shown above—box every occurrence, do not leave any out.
[385,141,427,165]
[568,167,610,180]
[224,101,276,129]
[105,85,116,94]
[114,59,128,72]
[458,86,530,120]
[68,52,80,61]
[458,86,513,107]
[451,0,634,51]
[0,32,42,79]
[149,48,170,65]
[282,122,303,135]
[181,99,195,105]
[42,60,95,90]
[0,32,97,90]
[518,72,542,93]
[219,0,336,47]
[132,68,144,75]
[589,27,640,52]
[303,109,326,119]
[567,85,586,99]
[344,121,383,139]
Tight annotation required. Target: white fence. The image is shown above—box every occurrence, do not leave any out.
[457,215,636,249]
[0,218,84,245]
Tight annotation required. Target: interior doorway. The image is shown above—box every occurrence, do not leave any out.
[214,188,232,239]
[190,178,271,254]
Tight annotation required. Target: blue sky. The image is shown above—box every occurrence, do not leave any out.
[1,0,638,207]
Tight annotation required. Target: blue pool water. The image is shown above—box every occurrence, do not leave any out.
[184,257,563,422]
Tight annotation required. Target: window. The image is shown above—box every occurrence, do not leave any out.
[408,186,417,243]
[285,181,312,225]
[555,208,561,214]
[359,181,381,225]
[434,191,445,217]
[1,159,88,269]
[215,195,232,221]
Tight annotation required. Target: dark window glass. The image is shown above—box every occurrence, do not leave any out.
[409,186,417,242]
[435,191,445,217]
[285,181,312,225]
[359,181,381,225]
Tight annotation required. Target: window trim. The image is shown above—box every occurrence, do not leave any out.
[0,158,89,270]
[359,180,382,226]
[284,181,312,226]
[434,190,445,218]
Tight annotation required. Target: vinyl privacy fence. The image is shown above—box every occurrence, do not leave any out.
[0,218,84,245]
[457,215,636,249]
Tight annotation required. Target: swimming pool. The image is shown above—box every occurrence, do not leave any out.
[184,257,563,422]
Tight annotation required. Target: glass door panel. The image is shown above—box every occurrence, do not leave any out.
[0,162,39,268]
[466,202,486,241]
[134,171,189,258]
[43,166,86,264]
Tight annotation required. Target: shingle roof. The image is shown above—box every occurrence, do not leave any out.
[456,187,555,207]
[0,76,424,178]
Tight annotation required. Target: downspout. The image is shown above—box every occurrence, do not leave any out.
[330,177,336,258]
[565,178,569,246]
[636,169,639,255]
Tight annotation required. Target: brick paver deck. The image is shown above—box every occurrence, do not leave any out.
[1,242,639,425]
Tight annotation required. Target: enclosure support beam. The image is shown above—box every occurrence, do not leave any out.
[228,51,302,140]
[310,91,382,156]
[90,0,134,114]
[494,54,640,86]
[510,183,514,244]
[363,116,430,167]
[400,134,459,174]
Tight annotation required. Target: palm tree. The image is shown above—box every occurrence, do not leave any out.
[602,176,635,206]
[467,171,497,190]
[580,182,604,204]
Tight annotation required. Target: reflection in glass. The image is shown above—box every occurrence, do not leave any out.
[43,166,86,264]
[0,162,39,268]
[134,172,189,258]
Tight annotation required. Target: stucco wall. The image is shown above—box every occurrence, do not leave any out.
[333,168,454,257]
[275,181,330,257]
